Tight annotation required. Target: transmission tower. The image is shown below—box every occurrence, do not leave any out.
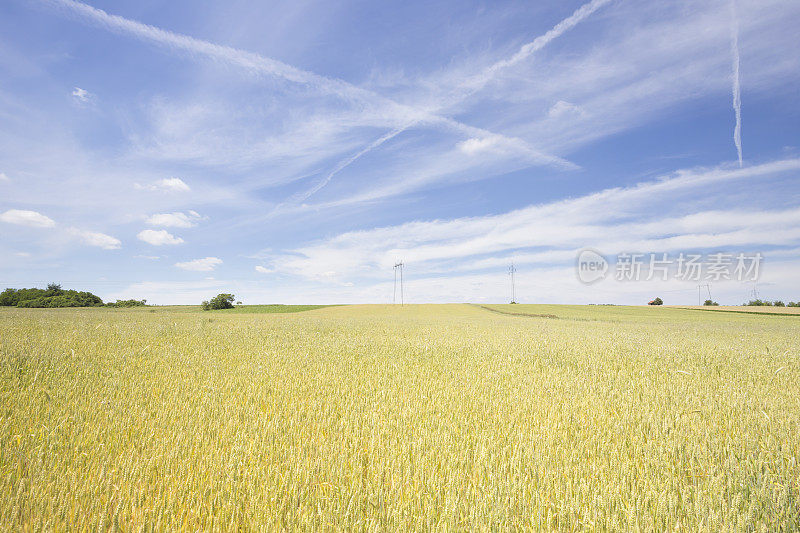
[394,261,404,305]
[750,282,759,300]
[697,283,711,305]
[508,263,517,303]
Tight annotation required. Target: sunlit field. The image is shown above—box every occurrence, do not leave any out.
[2,304,798,530]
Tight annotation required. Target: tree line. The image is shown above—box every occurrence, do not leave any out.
[0,284,146,308]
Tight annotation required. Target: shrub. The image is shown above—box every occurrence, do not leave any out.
[202,294,235,310]
[773,300,785,307]
[106,299,147,308]
[648,297,663,306]
[703,299,719,306]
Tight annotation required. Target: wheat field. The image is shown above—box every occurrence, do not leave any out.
[1,304,798,530]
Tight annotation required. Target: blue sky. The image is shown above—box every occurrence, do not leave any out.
[1,0,799,305]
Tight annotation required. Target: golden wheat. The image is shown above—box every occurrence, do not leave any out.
[1,304,798,530]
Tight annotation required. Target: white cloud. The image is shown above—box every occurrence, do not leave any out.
[0,172,9,181]
[137,229,184,246]
[268,159,800,282]
[456,137,504,156]
[135,177,190,192]
[0,209,56,228]
[71,86,92,103]
[145,211,203,228]
[69,228,121,249]
[134,255,160,260]
[254,265,274,274]
[175,257,223,271]
[548,100,583,118]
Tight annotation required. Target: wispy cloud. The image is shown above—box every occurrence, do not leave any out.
[458,0,613,96]
[71,86,92,103]
[175,256,222,271]
[134,177,190,192]
[254,265,274,274]
[68,228,121,249]
[548,100,583,119]
[267,159,800,281]
[286,125,411,205]
[730,0,743,167]
[0,209,56,228]
[288,0,610,200]
[137,229,184,246]
[0,172,9,182]
[38,0,573,197]
[145,210,203,228]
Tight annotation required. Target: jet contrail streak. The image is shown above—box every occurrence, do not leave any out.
[290,125,410,204]
[302,0,611,200]
[33,0,570,172]
[730,0,743,167]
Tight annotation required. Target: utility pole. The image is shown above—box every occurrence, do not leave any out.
[508,263,517,303]
[394,261,404,305]
[697,283,711,305]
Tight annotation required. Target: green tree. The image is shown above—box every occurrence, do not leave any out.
[203,293,235,310]
[0,288,19,306]
[45,283,63,297]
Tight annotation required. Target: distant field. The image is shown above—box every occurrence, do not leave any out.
[221,304,337,313]
[97,304,338,314]
[672,305,800,315]
[479,303,740,322]
[2,304,798,529]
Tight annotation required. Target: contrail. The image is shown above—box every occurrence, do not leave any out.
[289,125,410,204]
[730,0,743,167]
[301,0,612,200]
[31,0,570,168]
[460,0,613,96]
